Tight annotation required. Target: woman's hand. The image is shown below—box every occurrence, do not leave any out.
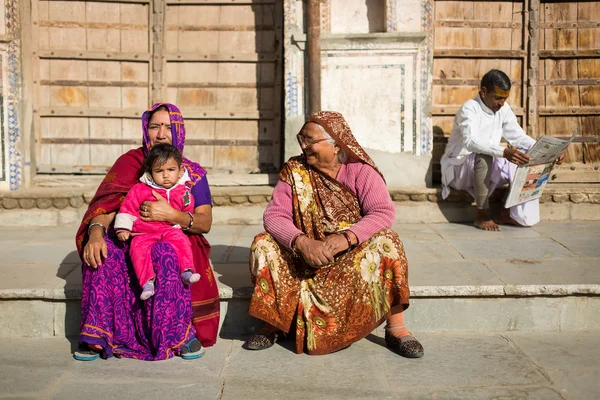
[84,228,108,268]
[140,191,175,222]
[295,236,334,268]
[324,234,349,256]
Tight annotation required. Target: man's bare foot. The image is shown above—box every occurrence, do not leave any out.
[474,209,501,231]
[493,208,521,226]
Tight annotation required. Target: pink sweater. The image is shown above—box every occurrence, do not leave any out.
[264,161,396,249]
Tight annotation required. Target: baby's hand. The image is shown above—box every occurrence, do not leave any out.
[117,231,131,241]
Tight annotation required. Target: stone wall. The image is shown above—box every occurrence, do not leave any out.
[283,0,434,187]
[0,0,23,191]
[1,186,598,210]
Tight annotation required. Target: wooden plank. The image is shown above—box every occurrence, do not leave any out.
[432,106,525,116]
[167,25,274,32]
[434,28,474,50]
[48,0,150,3]
[44,117,91,166]
[39,107,144,117]
[546,86,580,107]
[165,53,278,62]
[583,143,600,163]
[152,0,165,102]
[539,107,600,115]
[581,116,600,163]
[539,79,600,86]
[89,118,123,167]
[434,1,473,21]
[38,107,275,119]
[539,49,600,58]
[473,0,513,22]
[433,78,521,85]
[580,86,600,107]
[434,21,522,29]
[38,21,147,30]
[540,21,600,29]
[165,0,275,4]
[36,50,150,61]
[40,80,148,87]
[578,59,600,79]
[32,0,43,169]
[168,82,275,88]
[37,165,112,174]
[434,49,526,57]
[473,28,514,50]
[542,115,583,163]
[40,138,275,146]
[551,164,600,183]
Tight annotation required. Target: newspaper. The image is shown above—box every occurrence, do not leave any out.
[504,129,577,208]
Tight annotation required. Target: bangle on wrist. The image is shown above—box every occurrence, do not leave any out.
[341,231,353,249]
[88,222,106,236]
[182,212,194,231]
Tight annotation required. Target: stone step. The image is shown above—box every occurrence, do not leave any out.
[1,222,599,338]
[2,277,599,339]
[0,184,599,226]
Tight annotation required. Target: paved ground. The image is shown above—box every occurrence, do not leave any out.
[1,221,599,399]
[2,221,600,298]
[1,332,599,400]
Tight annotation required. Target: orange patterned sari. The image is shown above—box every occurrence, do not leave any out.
[248,112,410,355]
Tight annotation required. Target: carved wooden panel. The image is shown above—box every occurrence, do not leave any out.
[31,0,282,174]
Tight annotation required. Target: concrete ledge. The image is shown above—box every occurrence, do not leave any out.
[3,284,599,301]
[0,200,598,226]
[1,185,599,210]
[2,296,599,338]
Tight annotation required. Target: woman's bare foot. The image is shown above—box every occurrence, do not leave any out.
[474,209,501,231]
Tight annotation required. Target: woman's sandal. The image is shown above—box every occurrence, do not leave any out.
[384,328,424,358]
[73,345,102,361]
[179,337,205,360]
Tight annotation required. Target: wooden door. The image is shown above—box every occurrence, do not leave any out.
[431,0,527,182]
[32,0,152,174]
[537,0,600,182]
[431,0,599,183]
[163,0,282,173]
[30,0,282,175]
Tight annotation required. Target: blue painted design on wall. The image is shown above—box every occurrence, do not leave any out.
[6,0,22,190]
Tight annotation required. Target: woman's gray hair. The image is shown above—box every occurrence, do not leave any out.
[314,123,348,164]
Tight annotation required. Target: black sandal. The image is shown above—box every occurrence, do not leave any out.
[385,328,424,358]
[243,330,280,350]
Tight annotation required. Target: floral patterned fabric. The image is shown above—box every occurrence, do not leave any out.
[248,112,409,355]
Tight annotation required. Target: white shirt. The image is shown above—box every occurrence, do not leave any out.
[440,94,536,198]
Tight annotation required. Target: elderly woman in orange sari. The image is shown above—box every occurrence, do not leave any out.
[244,111,424,357]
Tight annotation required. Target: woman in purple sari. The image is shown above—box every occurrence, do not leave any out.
[74,103,220,361]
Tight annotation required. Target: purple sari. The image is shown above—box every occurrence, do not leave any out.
[77,103,217,360]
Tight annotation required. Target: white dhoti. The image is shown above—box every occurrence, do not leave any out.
[441,153,540,226]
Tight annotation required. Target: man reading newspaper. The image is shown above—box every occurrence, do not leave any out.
[440,69,566,231]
